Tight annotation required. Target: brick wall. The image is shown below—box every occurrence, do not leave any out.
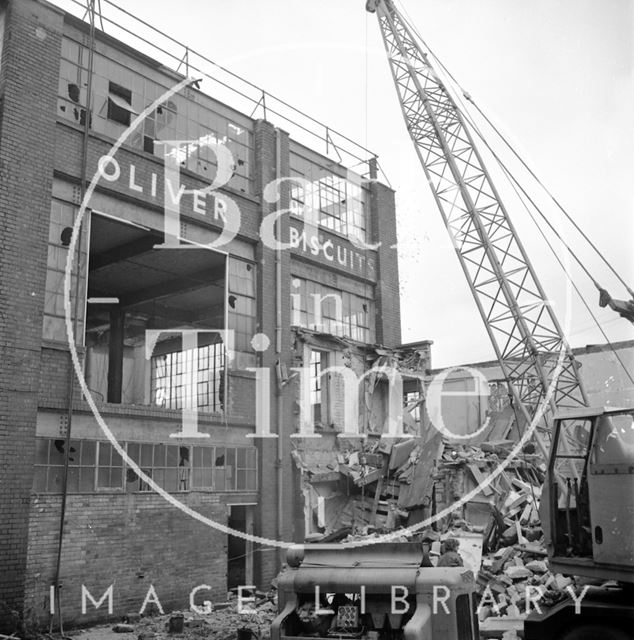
[369,183,401,347]
[0,0,63,631]
[0,1,403,629]
[251,120,296,585]
[23,492,230,626]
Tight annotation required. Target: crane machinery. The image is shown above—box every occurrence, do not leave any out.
[362,1,634,639]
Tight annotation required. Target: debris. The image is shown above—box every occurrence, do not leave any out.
[112,623,135,633]
[123,613,142,624]
[168,614,184,634]
[525,560,548,573]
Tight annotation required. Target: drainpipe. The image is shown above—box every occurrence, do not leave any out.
[51,1,96,633]
[275,130,284,565]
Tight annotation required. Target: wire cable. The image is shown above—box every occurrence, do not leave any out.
[393,0,633,299]
[391,0,634,384]
[443,63,634,385]
[500,156,634,386]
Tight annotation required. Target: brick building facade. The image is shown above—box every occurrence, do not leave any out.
[0,0,402,630]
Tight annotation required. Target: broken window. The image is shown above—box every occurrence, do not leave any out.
[228,258,257,368]
[291,277,374,343]
[405,390,422,424]
[33,438,95,493]
[290,147,368,242]
[310,350,325,425]
[126,443,189,492]
[58,39,88,124]
[57,37,253,192]
[31,438,257,494]
[191,446,257,491]
[84,213,227,408]
[106,81,133,126]
[150,338,224,412]
[42,200,87,343]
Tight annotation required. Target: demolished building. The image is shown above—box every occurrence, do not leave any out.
[0,0,403,630]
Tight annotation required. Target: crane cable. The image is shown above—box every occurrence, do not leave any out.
[498,155,634,387]
[390,0,634,384]
[393,0,634,301]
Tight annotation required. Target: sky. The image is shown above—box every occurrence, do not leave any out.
[53,0,633,368]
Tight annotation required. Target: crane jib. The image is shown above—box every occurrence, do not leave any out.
[369,0,589,459]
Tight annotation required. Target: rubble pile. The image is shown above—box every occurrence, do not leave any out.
[71,590,277,640]
[294,431,582,636]
[293,432,546,542]
[292,430,443,535]
[476,542,577,636]
[434,440,545,541]
[434,442,583,636]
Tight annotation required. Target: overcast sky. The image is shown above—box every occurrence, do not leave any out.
[53,0,633,369]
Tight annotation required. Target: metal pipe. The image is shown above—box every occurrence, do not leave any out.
[51,0,96,633]
[275,129,284,564]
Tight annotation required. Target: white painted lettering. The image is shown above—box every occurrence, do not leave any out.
[193,190,206,215]
[525,585,543,614]
[82,584,113,615]
[391,586,409,614]
[213,197,227,222]
[433,585,450,614]
[98,156,120,182]
[238,585,257,613]
[566,585,590,615]
[139,584,164,615]
[189,585,213,615]
[129,164,143,192]
[165,179,186,206]
[476,585,501,617]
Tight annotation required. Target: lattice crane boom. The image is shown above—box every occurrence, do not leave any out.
[367,0,589,455]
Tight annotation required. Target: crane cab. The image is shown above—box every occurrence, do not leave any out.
[543,407,634,583]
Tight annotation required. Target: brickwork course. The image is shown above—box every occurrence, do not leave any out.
[0,0,402,632]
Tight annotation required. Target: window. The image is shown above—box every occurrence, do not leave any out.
[106,81,133,126]
[43,200,87,343]
[192,446,257,491]
[34,439,97,493]
[405,390,421,424]
[192,446,214,488]
[96,441,124,489]
[31,438,257,494]
[291,277,374,343]
[214,446,257,491]
[126,443,189,492]
[289,148,368,242]
[235,447,257,492]
[228,258,257,369]
[57,37,254,193]
[151,341,225,412]
[309,350,324,424]
[318,177,346,233]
